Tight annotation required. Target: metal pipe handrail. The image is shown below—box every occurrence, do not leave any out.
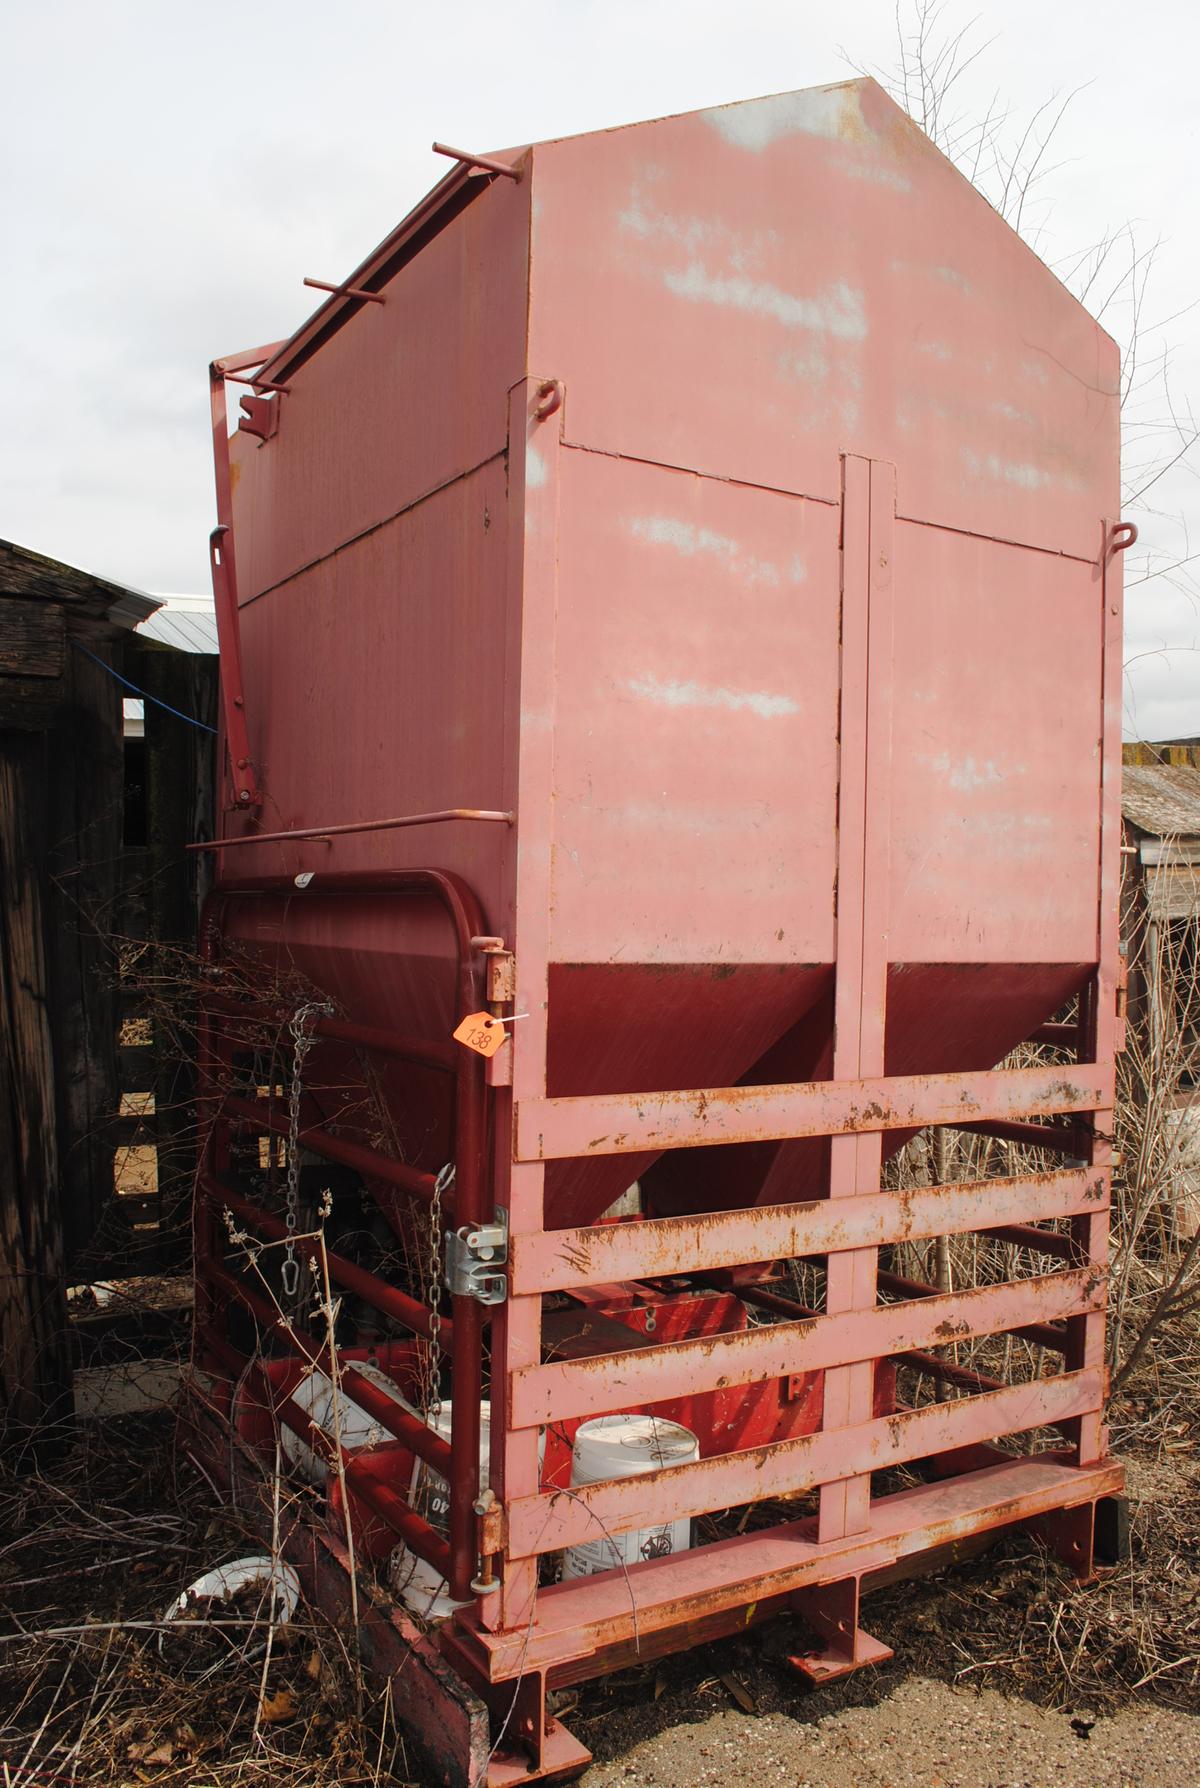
[198,1292,451,1571]
[189,808,513,852]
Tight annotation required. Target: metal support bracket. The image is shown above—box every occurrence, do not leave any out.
[445,1207,509,1305]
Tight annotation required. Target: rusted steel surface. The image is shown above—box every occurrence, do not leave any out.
[515,1065,1113,1162]
[505,1369,1103,1558]
[459,1453,1122,1684]
[876,1267,1068,1353]
[510,1168,1105,1292]
[510,1268,1103,1429]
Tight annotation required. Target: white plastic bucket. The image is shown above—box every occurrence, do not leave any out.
[390,1400,491,1624]
[561,1414,699,1580]
[280,1359,416,1484]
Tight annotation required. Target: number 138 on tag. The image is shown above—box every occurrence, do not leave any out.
[453,1012,507,1058]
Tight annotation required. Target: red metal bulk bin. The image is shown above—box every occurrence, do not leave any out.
[192,78,1130,1785]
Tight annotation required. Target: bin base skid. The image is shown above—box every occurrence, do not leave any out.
[182,1390,1120,1786]
[449,1452,1124,1692]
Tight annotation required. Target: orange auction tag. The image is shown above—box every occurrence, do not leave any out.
[453,1011,508,1058]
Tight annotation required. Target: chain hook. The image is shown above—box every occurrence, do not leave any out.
[283,998,334,1310]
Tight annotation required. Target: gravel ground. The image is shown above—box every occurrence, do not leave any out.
[554,1435,1200,1788]
[580,1674,1200,1787]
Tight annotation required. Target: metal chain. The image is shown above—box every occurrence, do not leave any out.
[424,1161,455,1425]
[282,1000,333,1302]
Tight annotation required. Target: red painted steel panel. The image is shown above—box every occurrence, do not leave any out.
[548,450,840,964]
[229,173,529,602]
[527,81,1118,558]
[888,522,1104,964]
[228,459,515,926]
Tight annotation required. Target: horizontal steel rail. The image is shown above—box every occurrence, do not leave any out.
[203,993,458,1071]
[223,1092,438,1204]
[981,1222,1077,1260]
[202,1255,453,1473]
[203,1174,453,1350]
[514,1064,1112,1161]
[509,1268,1103,1429]
[505,1368,1104,1557]
[954,1118,1084,1153]
[509,1167,1105,1293]
[876,1268,1065,1353]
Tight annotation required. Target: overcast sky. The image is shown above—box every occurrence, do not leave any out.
[3,0,1197,737]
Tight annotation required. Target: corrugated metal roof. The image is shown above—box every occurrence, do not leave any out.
[136,595,218,654]
[1122,763,1200,839]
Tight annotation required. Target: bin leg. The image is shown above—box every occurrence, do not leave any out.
[787,1575,894,1685]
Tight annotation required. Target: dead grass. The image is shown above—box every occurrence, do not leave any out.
[2,1368,1195,1787]
[0,1414,416,1786]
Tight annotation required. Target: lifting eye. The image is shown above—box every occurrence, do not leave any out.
[534,379,563,421]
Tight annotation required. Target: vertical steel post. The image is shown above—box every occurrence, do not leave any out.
[1065,520,1125,1464]
[486,373,563,1635]
[819,456,896,1543]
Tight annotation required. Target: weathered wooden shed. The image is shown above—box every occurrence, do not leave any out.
[0,540,157,1431]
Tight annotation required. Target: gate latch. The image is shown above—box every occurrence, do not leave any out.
[444,1208,508,1305]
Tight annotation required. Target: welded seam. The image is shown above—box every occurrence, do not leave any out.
[237,449,508,607]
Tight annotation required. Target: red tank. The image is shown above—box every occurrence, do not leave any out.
[194,80,1127,1786]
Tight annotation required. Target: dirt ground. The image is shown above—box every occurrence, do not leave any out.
[580,1675,1200,1788]
[1,1409,1196,1785]
[567,1445,1200,1788]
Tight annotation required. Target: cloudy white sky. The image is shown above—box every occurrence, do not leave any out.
[3,0,1197,737]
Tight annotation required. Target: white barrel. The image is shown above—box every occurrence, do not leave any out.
[390,1401,491,1624]
[561,1414,699,1580]
[280,1360,415,1484]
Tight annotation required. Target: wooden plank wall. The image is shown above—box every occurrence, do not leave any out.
[122,639,217,1267]
[0,604,122,1430]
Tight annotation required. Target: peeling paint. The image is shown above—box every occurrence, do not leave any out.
[829,151,911,192]
[625,673,800,720]
[525,446,548,489]
[962,447,1081,494]
[665,265,868,341]
[931,751,1007,792]
[626,514,802,588]
[702,86,866,151]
